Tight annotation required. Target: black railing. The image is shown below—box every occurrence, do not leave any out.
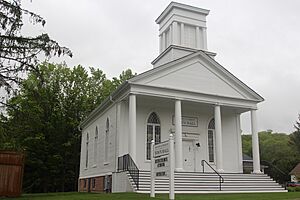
[201,160,224,191]
[118,154,139,190]
[261,160,289,189]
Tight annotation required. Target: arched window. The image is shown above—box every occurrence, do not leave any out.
[105,118,109,163]
[146,112,161,160]
[94,126,98,165]
[86,133,89,168]
[208,118,215,163]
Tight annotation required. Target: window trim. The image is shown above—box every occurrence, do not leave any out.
[207,118,216,164]
[92,178,96,188]
[85,133,89,169]
[104,117,110,164]
[94,126,98,166]
[145,112,161,161]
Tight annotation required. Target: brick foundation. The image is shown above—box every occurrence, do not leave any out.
[79,175,111,193]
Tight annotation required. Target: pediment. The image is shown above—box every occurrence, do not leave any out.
[130,52,263,102]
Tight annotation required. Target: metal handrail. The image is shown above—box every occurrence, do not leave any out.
[261,160,289,189]
[201,160,224,191]
[118,154,139,190]
[261,160,287,177]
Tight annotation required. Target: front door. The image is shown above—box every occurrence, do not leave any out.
[183,140,195,171]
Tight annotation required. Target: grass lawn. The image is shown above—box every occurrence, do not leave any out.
[1,192,300,200]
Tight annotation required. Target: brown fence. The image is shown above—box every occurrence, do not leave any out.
[0,151,25,197]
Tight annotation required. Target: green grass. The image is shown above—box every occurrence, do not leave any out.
[1,192,300,200]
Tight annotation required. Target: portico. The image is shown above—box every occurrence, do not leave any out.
[127,91,262,174]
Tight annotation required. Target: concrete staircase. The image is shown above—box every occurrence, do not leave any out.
[127,170,287,193]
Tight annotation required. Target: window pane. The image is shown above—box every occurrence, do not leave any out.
[155,126,161,144]
[208,119,215,129]
[208,130,214,162]
[147,125,153,142]
[147,112,160,124]
[106,118,110,131]
[147,143,151,160]
[146,112,161,160]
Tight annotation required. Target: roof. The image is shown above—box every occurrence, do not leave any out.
[129,49,264,102]
[79,81,129,129]
[80,48,264,129]
[290,163,300,175]
[79,48,264,129]
[156,2,210,24]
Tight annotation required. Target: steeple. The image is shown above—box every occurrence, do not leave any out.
[152,2,214,68]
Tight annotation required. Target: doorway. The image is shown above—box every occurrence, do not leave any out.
[183,140,195,171]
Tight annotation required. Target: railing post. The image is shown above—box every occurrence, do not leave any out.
[169,134,175,200]
[137,170,139,190]
[150,140,155,197]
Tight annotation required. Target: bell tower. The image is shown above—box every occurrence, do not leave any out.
[152,2,213,67]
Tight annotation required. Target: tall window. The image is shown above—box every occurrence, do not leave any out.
[208,118,215,163]
[86,133,89,168]
[105,118,109,163]
[146,112,161,160]
[94,126,98,165]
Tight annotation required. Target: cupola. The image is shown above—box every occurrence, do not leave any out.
[152,2,215,68]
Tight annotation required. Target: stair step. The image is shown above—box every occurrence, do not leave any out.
[126,171,286,193]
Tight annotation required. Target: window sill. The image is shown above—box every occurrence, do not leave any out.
[92,164,97,168]
[104,162,110,166]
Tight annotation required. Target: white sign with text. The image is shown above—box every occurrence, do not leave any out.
[154,141,169,177]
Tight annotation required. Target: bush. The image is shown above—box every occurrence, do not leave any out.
[288,186,300,192]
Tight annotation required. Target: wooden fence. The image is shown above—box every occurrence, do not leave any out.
[0,151,25,197]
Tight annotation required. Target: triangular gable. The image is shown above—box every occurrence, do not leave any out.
[129,51,264,102]
[290,163,300,175]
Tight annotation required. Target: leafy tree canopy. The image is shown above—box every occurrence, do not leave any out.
[290,114,300,154]
[0,0,72,92]
[242,130,300,184]
[0,62,134,192]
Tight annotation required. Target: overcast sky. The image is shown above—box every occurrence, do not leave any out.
[22,0,300,134]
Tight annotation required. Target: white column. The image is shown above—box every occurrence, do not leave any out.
[129,94,136,161]
[162,32,166,51]
[169,25,173,45]
[172,21,179,45]
[159,35,163,53]
[214,104,224,172]
[251,109,261,173]
[180,23,184,45]
[196,26,201,49]
[175,99,183,171]
[236,114,243,173]
[202,27,207,50]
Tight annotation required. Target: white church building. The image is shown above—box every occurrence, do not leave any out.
[78,2,286,193]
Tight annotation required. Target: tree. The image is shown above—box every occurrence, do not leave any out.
[0,0,72,91]
[242,131,299,183]
[0,62,134,192]
[290,114,300,155]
